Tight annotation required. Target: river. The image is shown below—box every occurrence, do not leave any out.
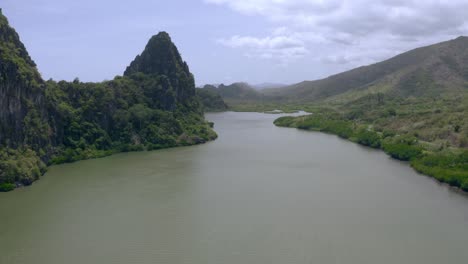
[1,112,467,263]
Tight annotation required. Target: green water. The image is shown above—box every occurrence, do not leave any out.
[1,112,468,264]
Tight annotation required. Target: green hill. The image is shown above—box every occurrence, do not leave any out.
[217,82,262,101]
[196,82,265,111]
[264,36,468,102]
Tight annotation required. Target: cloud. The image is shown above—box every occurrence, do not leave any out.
[206,0,468,38]
[207,0,468,66]
[217,29,309,61]
[205,0,342,20]
[219,35,303,50]
[321,55,352,65]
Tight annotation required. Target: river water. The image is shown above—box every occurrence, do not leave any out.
[1,112,467,264]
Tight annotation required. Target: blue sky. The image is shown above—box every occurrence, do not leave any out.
[3,0,468,86]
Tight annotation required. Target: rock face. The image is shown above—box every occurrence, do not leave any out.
[124,32,196,104]
[0,10,48,149]
[0,11,215,191]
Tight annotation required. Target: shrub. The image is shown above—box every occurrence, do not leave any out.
[355,129,381,148]
[409,151,468,189]
[383,130,396,138]
[462,180,468,192]
[0,183,15,192]
[278,114,355,139]
[382,142,423,161]
[0,148,46,186]
[273,116,296,127]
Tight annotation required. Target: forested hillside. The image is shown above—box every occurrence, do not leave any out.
[196,85,228,112]
[0,11,215,191]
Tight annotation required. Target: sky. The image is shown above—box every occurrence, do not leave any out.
[2,0,468,86]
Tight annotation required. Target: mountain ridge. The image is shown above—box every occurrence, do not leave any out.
[263,36,468,101]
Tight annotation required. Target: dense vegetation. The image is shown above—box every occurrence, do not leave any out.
[0,148,46,191]
[44,75,216,165]
[196,85,228,112]
[275,113,468,191]
[0,11,215,191]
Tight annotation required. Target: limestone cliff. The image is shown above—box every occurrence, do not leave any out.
[0,9,48,150]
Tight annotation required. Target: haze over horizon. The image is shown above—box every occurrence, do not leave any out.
[3,0,468,86]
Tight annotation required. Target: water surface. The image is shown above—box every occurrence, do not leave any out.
[1,112,468,264]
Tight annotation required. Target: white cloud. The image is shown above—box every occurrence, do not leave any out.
[321,55,351,65]
[217,29,309,61]
[205,0,342,21]
[207,0,468,66]
[218,35,303,50]
[206,0,468,38]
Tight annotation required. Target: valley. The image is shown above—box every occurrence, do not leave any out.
[1,3,468,263]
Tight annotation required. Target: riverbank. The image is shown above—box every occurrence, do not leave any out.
[0,130,217,192]
[274,114,468,192]
[3,111,468,264]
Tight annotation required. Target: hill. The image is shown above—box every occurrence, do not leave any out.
[196,85,228,112]
[217,82,262,101]
[265,36,468,101]
[252,83,287,90]
[0,11,215,191]
[196,82,267,111]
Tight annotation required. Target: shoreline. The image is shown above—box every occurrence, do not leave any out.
[274,115,468,194]
[0,133,217,193]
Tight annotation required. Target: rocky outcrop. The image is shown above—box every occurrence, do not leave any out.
[124,32,196,105]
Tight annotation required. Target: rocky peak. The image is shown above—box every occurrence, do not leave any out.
[124,32,195,103]
[0,10,41,85]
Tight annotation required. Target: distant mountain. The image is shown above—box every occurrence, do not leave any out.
[196,82,268,110]
[198,82,263,102]
[253,82,287,90]
[217,82,262,100]
[264,36,468,102]
[197,85,228,112]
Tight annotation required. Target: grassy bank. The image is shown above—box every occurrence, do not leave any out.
[274,113,468,192]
